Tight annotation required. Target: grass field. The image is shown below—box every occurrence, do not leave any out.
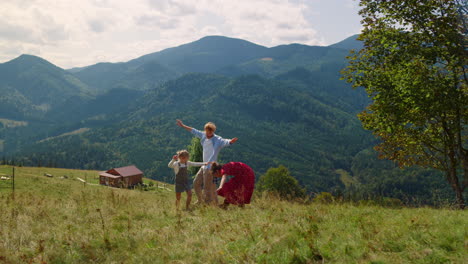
[0,166,466,263]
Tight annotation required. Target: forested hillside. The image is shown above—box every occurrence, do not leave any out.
[0,55,92,120]
[0,35,454,204]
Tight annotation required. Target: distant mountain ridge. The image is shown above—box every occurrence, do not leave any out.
[128,35,269,71]
[329,34,363,50]
[0,35,362,97]
[68,35,361,93]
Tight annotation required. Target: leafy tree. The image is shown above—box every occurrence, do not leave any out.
[342,0,468,208]
[187,137,203,175]
[257,165,305,199]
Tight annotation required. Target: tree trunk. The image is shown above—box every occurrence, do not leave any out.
[454,107,467,194]
[463,155,468,193]
[454,186,465,209]
[461,155,468,209]
[447,146,465,209]
[447,164,465,209]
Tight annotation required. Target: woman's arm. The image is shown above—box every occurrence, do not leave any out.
[219,174,228,189]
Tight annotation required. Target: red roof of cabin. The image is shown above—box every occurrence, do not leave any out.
[107,165,143,177]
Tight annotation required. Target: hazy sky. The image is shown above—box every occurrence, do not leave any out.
[0,0,362,69]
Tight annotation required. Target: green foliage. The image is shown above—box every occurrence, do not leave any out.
[313,192,334,204]
[356,197,403,208]
[342,0,468,208]
[257,165,305,199]
[187,137,202,175]
[344,148,455,206]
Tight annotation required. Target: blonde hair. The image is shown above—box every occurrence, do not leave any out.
[204,122,216,132]
[177,150,190,158]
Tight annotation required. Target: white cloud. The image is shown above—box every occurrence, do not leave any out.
[0,0,348,68]
[146,0,197,16]
[135,15,180,30]
[193,0,323,46]
[88,19,108,33]
[0,20,41,44]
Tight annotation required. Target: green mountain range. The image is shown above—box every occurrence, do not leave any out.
[0,54,92,120]
[70,35,357,92]
[0,35,453,204]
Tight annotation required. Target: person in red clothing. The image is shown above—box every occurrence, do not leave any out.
[211,162,255,208]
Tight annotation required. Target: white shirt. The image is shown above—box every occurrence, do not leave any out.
[168,160,205,175]
[202,138,214,162]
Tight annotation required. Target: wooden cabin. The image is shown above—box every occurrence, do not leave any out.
[99,165,143,188]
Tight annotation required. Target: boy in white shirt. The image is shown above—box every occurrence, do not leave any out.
[168,150,206,210]
[176,120,238,205]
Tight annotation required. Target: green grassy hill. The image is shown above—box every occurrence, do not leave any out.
[0,166,466,263]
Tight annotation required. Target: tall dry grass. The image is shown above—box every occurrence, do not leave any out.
[0,166,466,263]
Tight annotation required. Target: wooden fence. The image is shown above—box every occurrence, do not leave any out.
[0,166,14,193]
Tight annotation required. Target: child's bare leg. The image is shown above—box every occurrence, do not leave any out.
[186,190,192,210]
[176,192,182,210]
